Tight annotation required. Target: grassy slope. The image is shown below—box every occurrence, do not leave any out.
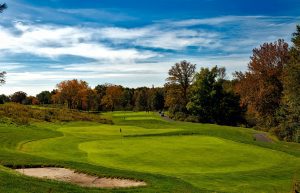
[0,111,299,193]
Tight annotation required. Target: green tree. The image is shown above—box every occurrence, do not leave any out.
[278,26,300,142]
[0,71,5,85]
[122,88,134,110]
[0,94,9,104]
[151,88,165,111]
[134,88,148,111]
[10,91,27,104]
[187,66,243,125]
[36,91,52,104]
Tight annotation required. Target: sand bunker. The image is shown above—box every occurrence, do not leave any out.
[15,167,146,188]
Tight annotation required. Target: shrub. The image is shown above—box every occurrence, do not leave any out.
[185,115,199,123]
[174,112,187,121]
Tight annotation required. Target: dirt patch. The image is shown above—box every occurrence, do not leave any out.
[15,167,146,188]
[254,133,273,143]
[158,113,174,122]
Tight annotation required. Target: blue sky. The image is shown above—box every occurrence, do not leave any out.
[0,0,299,95]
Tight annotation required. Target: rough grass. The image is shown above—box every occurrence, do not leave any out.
[0,103,111,124]
[0,111,299,192]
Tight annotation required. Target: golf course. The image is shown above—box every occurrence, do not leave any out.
[0,111,299,193]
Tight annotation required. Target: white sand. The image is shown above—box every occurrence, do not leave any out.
[15,167,146,188]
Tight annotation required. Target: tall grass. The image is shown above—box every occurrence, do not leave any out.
[0,103,112,125]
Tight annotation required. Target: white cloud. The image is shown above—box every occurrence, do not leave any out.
[0,23,157,61]
[97,26,220,50]
[168,16,298,27]
[98,27,152,39]
[0,63,25,70]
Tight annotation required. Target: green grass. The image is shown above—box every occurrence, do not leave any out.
[0,111,299,192]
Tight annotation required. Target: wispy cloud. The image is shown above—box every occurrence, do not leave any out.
[98,26,220,50]
[0,23,157,61]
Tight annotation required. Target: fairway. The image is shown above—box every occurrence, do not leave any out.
[0,112,300,193]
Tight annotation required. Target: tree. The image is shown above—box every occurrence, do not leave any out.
[234,39,289,127]
[187,66,243,125]
[95,84,108,111]
[122,88,134,110]
[166,60,196,106]
[10,91,27,104]
[101,85,123,111]
[150,88,165,111]
[277,25,300,142]
[36,91,52,104]
[85,88,98,111]
[0,3,7,85]
[0,71,5,85]
[24,96,39,105]
[164,83,186,114]
[0,3,7,13]
[53,79,90,109]
[134,88,148,111]
[0,94,9,104]
[283,26,300,118]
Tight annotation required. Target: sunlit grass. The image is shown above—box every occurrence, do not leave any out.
[0,111,299,192]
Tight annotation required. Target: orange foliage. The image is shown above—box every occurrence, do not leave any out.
[234,39,289,123]
[52,79,91,110]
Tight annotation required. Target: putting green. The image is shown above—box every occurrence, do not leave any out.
[79,135,291,174]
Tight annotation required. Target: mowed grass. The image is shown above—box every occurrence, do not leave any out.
[0,111,299,192]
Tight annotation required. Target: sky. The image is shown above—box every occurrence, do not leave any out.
[0,0,299,95]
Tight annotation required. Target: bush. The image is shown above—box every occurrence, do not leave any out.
[185,115,199,123]
[174,112,187,121]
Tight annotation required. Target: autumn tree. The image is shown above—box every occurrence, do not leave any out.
[24,96,39,105]
[164,83,186,114]
[101,85,123,111]
[234,39,289,127]
[53,79,90,110]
